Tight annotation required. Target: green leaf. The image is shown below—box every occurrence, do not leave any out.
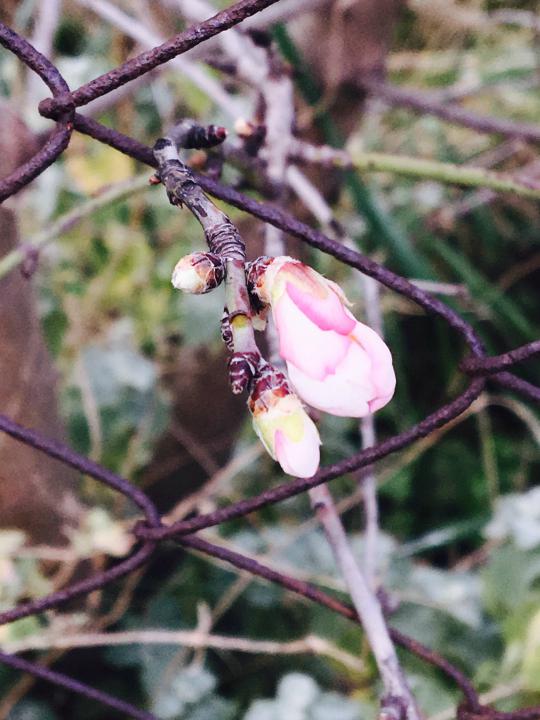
[483,546,540,619]
[151,666,217,720]
[243,673,365,720]
[485,487,540,550]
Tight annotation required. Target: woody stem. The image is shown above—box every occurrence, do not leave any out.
[153,136,260,361]
[224,257,259,355]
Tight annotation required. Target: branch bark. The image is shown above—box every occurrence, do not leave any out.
[309,484,422,720]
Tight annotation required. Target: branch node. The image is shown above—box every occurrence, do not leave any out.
[228,351,259,394]
[20,245,40,279]
[206,220,245,260]
[168,119,227,149]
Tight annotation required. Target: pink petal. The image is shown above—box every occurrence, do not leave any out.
[274,422,321,478]
[286,280,355,335]
[350,321,396,403]
[287,342,373,417]
[274,290,351,381]
[287,323,396,417]
[271,261,325,301]
[368,392,395,414]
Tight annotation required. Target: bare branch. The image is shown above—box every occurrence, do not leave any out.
[309,485,422,720]
[5,629,364,673]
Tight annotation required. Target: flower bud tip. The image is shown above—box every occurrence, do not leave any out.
[171,252,225,294]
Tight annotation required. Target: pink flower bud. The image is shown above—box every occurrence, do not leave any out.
[171,252,225,294]
[249,257,396,418]
[249,364,320,478]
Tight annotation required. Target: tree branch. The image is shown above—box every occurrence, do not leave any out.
[362,78,540,145]
[0,173,150,280]
[290,140,540,200]
[310,485,422,720]
[6,629,364,673]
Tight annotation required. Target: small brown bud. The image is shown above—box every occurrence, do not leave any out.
[234,118,254,138]
[228,352,259,394]
[245,256,274,308]
[234,118,266,156]
[220,311,234,351]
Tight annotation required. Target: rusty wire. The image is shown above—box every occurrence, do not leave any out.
[0,5,539,719]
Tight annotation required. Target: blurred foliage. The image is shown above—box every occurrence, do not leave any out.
[0,0,539,718]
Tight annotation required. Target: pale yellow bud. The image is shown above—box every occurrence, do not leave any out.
[171,252,225,294]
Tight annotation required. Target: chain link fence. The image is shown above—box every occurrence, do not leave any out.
[0,3,539,718]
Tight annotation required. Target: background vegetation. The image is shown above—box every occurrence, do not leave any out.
[0,0,539,718]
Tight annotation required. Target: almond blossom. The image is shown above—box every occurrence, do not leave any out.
[248,256,396,418]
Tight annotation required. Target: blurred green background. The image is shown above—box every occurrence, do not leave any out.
[0,0,539,718]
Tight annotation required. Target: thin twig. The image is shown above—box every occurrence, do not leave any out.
[290,140,540,199]
[285,164,383,589]
[309,485,422,720]
[0,173,150,280]
[169,0,333,31]
[26,0,62,107]
[4,629,364,673]
[163,443,263,525]
[76,0,243,118]
[39,0,280,117]
[153,136,261,376]
[362,78,540,144]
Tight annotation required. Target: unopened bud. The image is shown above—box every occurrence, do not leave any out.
[248,362,321,478]
[234,117,255,138]
[171,252,225,294]
[234,118,266,156]
[248,255,396,418]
